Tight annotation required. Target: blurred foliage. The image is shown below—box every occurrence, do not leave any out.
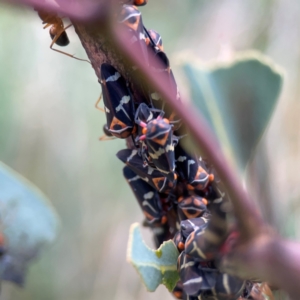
[1,0,300,299]
[183,52,283,172]
[127,223,179,292]
[0,162,59,286]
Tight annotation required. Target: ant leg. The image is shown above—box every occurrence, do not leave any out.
[95,93,104,112]
[99,135,116,141]
[50,24,91,64]
[43,23,51,29]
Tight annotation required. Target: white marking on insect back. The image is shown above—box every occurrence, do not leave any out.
[177,156,187,162]
[128,175,140,182]
[156,166,169,174]
[110,126,131,134]
[118,11,141,23]
[213,194,225,204]
[127,150,138,162]
[144,192,154,200]
[149,147,165,159]
[156,36,162,46]
[190,240,206,259]
[142,192,157,212]
[165,144,175,153]
[146,111,153,122]
[193,174,209,184]
[140,176,149,182]
[142,201,158,213]
[151,92,160,100]
[223,274,231,295]
[187,219,197,230]
[115,95,131,119]
[106,72,121,82]
[158,178,167,192]
[183,277,203,286]
[147,166,155,175]
[180,261,195,270]
[104,105,110,113]
[187,159,195,178]
[139,32,146,40]
[149,144,174,161]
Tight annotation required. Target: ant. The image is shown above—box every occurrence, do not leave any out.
[35,10,90,64]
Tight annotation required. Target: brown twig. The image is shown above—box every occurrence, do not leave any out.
[1,0,108,21]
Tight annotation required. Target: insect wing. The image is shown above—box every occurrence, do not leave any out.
[146,118,176,176]
[178,252,217,296]
[181,217,209,240]
[173,217,209,252]
[175,141,212,192]
[117,149,176,193]
[212,273,245,300]
[100,63,135,138]
[135,103,161,124]
[123,166,166,225]
[118,5,149,66]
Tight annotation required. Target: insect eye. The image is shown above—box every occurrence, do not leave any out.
[128,16,137,24]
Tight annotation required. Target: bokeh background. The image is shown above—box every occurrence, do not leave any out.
[0,0,299,299]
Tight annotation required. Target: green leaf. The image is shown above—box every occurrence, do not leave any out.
[127,223,179,292]
[183,51,283,172]
[0,161,59,286]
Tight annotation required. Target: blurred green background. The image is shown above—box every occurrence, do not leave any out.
[0,0,299,299]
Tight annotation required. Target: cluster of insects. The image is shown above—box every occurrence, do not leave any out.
[35,2,273,300]
[97,3,274,300]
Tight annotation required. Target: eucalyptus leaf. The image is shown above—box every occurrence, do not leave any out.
[127,223,179,292]
[0,162,59,286]
[183,51,283,172]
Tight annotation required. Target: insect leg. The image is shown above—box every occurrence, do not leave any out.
[50,24,91,64]
[95,93,105,112]
[99,135,115,141]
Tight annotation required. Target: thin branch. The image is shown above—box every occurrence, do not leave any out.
[1,0,108,21]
